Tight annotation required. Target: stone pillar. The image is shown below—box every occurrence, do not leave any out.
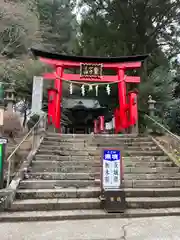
[148,95,156,117]
[31,76,43,115]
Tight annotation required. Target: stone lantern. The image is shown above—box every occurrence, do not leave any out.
[4,88,16,112]
[148,95,156,117]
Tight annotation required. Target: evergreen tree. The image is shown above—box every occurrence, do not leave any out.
[77,0,180,130]
[36,0,77,53]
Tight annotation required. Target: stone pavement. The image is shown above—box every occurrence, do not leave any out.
[1,216,180,240]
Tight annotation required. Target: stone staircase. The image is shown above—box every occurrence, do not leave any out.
[1,133,180,221]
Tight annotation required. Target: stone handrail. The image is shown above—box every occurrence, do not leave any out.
[6,113,47,187]
[145,114,180,163]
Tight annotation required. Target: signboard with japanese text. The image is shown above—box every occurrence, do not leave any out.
[80,63,103,78]
[102,149,121,190]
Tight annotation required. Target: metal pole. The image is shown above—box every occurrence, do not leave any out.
[0,139,8,188]
[0,144,4,188]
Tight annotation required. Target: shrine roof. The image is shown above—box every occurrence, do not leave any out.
[31,48,149,63]
[62,98,103,109]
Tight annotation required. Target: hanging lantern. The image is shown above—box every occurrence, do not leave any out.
[106,84,111,95]
[95,85,98,96]
[81,84,85,96]
[69,83,73,95]
[89,84,93,91]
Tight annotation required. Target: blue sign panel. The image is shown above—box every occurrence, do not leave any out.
[103,150,121,161]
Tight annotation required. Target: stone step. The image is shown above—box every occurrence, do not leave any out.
[31,160,98,167]
[124,173,180,180]
[19,179,180,189]
[31,160,173,169]
[93,142,156,147]
[10,198,100,211]
[101,146,159,151]
[93,135,150,139]
[124,161,173,168]
[124,167,179,174]
[19,179,98,189]
[94,168,179,178]
[41,141,156,147]
[124,179,180,188]
[112,150,165,157]
[44,137,88,143]
[27,171,180,181]
[125,188,180,197]
[28,172,95,180]
[10,196,180,212]
[16,188,180,200]
[16,187,100,199]
[33,155,169,162]
[31,164,179,174]
[90,138,153,143]
[30,164,96,173]
[39,145,160,151]
[127,197,180,209]
[46,133,146,138]
[46,133,92,138]
[124,156,169,162]
[37,149,164,156]
[44,136,152,143]
[37,149,91,156]
[34,155,96,161]
[2,208,180,222]
[42,141,94,147]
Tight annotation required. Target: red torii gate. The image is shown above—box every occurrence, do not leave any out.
[31,48,148,133]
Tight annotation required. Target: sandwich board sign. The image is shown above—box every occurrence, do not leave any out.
[102,149,122,190]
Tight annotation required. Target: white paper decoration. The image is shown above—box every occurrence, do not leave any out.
[89,84,93,91]
[106,84,110,95]
[95,85,98,96]
[69,83,73,94]
[81,85,85,96]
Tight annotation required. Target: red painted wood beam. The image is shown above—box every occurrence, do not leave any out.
[43,73,56,79]
[43,73,140,83]
[63,74,117,82]
[43,73,117,82]
[125,76,140,83]
[40,57,142,69]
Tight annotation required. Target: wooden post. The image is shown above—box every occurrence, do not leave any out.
[118,68,127,130]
